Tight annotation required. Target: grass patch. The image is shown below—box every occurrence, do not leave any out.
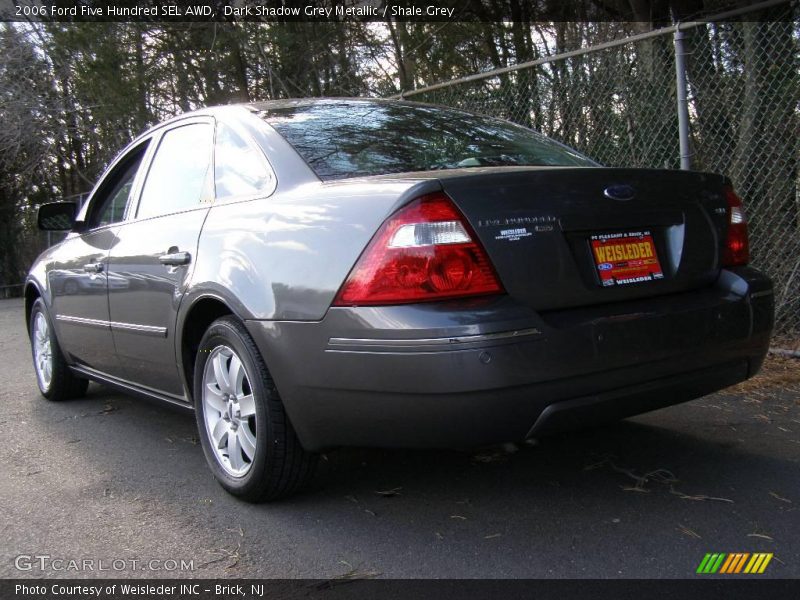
[732,354,800,393]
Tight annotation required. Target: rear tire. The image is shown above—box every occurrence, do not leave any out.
[193,316,317,502]
[29,298,89,401]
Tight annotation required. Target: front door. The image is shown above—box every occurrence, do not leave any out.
[49,144,149,377]
[106,120,214,398]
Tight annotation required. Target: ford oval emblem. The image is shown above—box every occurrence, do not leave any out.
[603,185,635,201]
[598,262,613,271]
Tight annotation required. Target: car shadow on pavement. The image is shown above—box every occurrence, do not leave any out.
[311,417,767,507]
[33,383,795,513]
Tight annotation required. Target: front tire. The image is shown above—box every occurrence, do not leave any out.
[193,316,317,502]
[29,298,88,401]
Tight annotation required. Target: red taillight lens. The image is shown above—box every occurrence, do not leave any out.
[722,186,749,267]
[333,192,504,306]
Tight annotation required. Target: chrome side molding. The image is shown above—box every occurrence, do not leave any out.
[57,315,167,337]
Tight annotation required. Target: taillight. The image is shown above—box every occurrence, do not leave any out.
[722,186,749,267]
[333,192,504,306]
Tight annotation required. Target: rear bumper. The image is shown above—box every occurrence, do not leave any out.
[246,267,773,451]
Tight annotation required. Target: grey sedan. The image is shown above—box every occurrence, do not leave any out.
[26,99,773,501]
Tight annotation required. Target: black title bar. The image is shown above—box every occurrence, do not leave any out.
[1,0,793,23]
[4,579,800,600]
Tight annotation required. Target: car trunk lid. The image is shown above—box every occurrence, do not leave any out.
[436,167,729,311]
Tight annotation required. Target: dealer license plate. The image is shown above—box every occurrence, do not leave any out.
[590,230,664,287]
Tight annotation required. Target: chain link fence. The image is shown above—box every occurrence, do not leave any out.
[396,1,799,347]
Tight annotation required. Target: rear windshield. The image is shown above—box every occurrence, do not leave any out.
[256,101,596,180]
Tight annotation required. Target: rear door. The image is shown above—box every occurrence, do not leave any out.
[49,143,149,376]
[106,118,214,398]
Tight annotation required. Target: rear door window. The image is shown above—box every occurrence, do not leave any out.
[136,123,213,219]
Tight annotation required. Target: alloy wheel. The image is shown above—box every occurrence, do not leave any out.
[202,345,258,477]
[33,312,53,390]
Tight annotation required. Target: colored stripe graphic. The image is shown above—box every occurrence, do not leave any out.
[697,553,726,573]
[719,554,737,573]
[696,554,713,574]
[758,554,773,573]
[744,553,774,574]
[733,553,750,573]
[698,553,773,574]
[710,554,726,573]
[720,553,750,573]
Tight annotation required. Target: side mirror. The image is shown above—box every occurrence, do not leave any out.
[38,201,77,231]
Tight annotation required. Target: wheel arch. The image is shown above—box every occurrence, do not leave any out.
[177,294,238,402]
[24,281,44,335]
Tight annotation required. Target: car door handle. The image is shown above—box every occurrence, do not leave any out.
[83,262,104,273]
[158,251,191,266]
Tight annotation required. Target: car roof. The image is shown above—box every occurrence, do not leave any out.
[133,97,427,140]
[244,97,421,111]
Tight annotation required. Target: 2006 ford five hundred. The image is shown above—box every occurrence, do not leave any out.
[26,99,773,501]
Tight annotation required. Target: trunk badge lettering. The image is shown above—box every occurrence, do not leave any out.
[477,215,556,228]
[603,185,636,201]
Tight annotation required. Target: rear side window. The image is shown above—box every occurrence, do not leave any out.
[137,123,213,219]
[214,122,273,200]
[258,100,596,180]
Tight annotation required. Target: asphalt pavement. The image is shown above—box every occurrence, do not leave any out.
[0,297,798,579]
